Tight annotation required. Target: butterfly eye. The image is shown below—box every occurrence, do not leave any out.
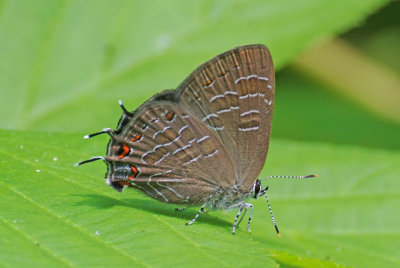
[253,179,261,198]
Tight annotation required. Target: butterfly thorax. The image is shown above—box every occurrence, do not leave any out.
[207,185,252,210]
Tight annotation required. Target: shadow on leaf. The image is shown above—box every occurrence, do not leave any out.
[75,194,232,228]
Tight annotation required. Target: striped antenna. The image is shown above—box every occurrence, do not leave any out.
[84,128,114,139]
[260,174,318,182]
[264,188,280,238]
[74,156,106,166]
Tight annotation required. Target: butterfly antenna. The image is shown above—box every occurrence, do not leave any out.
[265,188,280,238]
[84,128,114,139]
[74,156,106,166]
[260,174,318,182]
[119,100,134,117]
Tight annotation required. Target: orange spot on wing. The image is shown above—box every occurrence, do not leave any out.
[131,133,142,142]
[128,165,139,180]
[118,144,130,159]
[165,111,175,121]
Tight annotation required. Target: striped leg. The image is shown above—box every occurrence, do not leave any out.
[232,203,245,234]
[186,202,208,225]
[237,207,248,227]
[245,203,254,233]
[236,203,254,233]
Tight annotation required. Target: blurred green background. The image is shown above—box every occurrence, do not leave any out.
[0,0,399,149]
[276,1,400,150]
[1,0,399,267]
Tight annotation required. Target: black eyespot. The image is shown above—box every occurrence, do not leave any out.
[254,179,261,198]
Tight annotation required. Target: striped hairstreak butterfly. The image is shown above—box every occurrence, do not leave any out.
[77,44,317,235]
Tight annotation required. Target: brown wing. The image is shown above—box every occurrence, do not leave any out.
[176,45,275,190]
[105,100,236,205]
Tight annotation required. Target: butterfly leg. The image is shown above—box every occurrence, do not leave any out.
[175,207,186,211]
[245,203,254,233]
[232,203,245,234]
[237,207,248,227]
[186,201,207,226]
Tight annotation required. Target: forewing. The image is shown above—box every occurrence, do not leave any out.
[105,101,236,205]
[177,45,275,190]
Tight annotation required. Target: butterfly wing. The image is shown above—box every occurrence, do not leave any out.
[176,45,275,190]
[105,97,236,205]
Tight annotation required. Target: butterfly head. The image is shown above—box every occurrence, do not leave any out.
[252,179,263,199]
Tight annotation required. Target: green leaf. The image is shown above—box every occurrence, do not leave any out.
[1,129,399,267]
[268,250,350,268]
[0,0,389,131]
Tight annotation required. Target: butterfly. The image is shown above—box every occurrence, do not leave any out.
[77,44,316,235]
